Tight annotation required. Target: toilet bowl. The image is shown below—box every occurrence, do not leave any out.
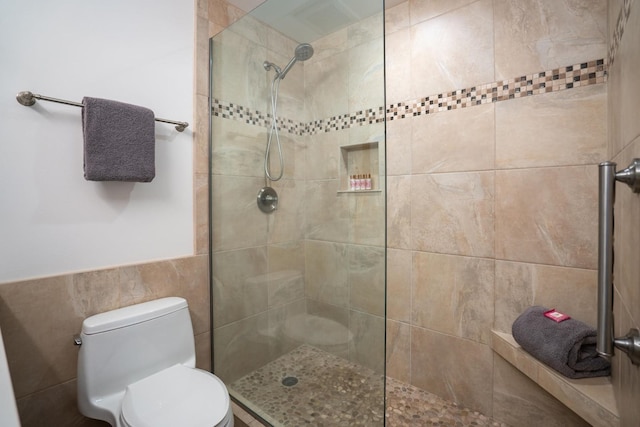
[77,297,233,427]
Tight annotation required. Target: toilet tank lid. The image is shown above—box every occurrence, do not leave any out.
[82,297,188,335]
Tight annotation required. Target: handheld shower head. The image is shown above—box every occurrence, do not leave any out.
[277,43,314,80]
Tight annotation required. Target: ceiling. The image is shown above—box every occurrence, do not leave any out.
[228,0,389,42]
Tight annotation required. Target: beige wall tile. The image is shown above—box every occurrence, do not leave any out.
[227,14,267,46]
[0,276,79,398]
[195,16,211,98]
[618,2,640,149]
[495,166,598,269]
[387,248,412,323]
[211,175,267,252]
[211,116,266,177]
[213,311,276,383]
[194,94,210,175]
[304,179,351,242]
[267,241,305,275]
[304,241,349,307]
[16,379,108,427]
[351,191,386,246]
[267,179,305,244]
[609,6,640,422]
[411,172,495,257]
[608,46,624,159]
[307,28,348,63]
[385,1,410,35]
[304,50,349,120]
[494,261,598,334]
[349,245,385,316]
[266,26,299,58]
[349,310,385,374]
[412,252,494,344]
[208,0,245,28]
[409,0,477,26]
[615,305,640,427]
[410,327,494,415]
[195,173,209,255]
[386,175,412,249]
[615,143,640,324]
[349,37,385,114]
[210,29,268,111]
[386,115,412,176]
[212,246,268,327]
[386,319,411,383]
[494,0,607,80]
[493,356,590,427]
[348,12,384,49]
[125,256,210,335]
[496,85,606,169]
[195,331,211,371]
[409,0,494,99]
[385,28,411,105]
[305,129,348,181]
[412,103,495,173]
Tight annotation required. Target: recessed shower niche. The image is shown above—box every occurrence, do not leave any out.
[338,141,381,193]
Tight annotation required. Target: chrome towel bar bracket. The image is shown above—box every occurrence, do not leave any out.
[16,90,189,132]
[597,159,640,366]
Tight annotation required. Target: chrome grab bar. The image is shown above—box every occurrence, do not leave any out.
[597,159,640,365]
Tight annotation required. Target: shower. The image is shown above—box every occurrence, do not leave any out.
[210,1,386,424]
[262,43,314,181]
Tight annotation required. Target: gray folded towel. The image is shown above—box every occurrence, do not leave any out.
[82,97,155,182]
[512,306,610,379]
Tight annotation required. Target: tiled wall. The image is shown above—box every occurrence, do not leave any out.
[0,256,210,427]
[385,0,606,424]
[608,0,640,425]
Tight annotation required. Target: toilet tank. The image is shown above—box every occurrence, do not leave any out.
[77,297,196,411]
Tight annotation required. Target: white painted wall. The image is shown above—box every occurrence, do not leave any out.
[0,0,194,282]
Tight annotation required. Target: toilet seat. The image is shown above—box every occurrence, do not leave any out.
[120,364,230,427]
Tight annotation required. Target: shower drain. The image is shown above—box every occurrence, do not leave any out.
[281,376,299,387]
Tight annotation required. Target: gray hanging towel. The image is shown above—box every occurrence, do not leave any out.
[82,97,156,182]
[512,306,610,379]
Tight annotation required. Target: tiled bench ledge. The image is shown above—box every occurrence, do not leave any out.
[491,330,619,427]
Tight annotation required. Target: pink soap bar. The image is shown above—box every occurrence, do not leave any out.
[544,308,571,323]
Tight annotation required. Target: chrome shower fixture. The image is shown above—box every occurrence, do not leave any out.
[278,43,314,80]
[264,43,314,80]
[262,43,315,182]
[263,61,281,75]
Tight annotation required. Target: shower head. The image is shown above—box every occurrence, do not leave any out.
[277,43,314,80]
[294,43,314,61]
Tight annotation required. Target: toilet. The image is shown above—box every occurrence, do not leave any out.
[76,297,234,427]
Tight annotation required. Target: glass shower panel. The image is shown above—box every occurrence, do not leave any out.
[210,1,386,425]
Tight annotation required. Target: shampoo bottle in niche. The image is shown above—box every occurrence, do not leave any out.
[350,175,356,191]
[365,174,372,190]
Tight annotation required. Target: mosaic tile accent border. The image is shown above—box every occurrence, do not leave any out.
[387,59,606,121]
[212,100,304,135]
[609,0,634,66]
[212,59,607,134]
[212,100,385,136]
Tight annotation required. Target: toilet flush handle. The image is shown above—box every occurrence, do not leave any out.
[73,335,82,346]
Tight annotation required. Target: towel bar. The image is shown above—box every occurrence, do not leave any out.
[16,91,189,132]
[597,159,640,365]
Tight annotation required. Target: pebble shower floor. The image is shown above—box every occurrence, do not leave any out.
[229,345,509,426]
